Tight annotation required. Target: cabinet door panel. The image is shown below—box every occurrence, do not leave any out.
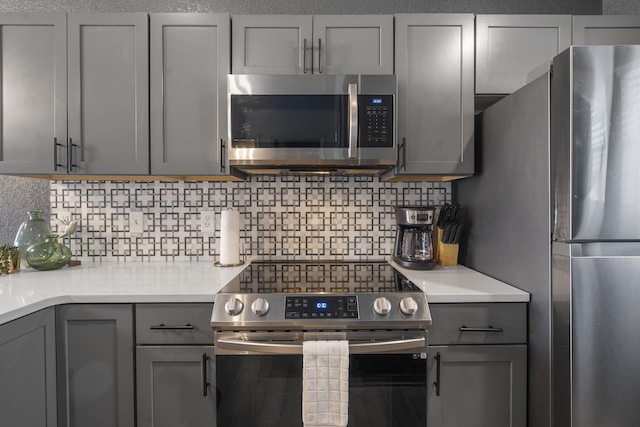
[428,345,527,427]
[150,14,229,175]
[0,13,66,174]
[0,308,57,426]
[476,15,571,94]
[232,15,312,74]
[67,13,148,174]
[56,304,134,427]
[137,346,216,427]
[395,14,474,175]
[313,15,393,74]
[573,15,640,45]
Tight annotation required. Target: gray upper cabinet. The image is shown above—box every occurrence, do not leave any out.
[67,13,149,175]
[56,304,135,427]
[0,13,67,175]
[573,15,640,45]
[476,15,572,94]
[150,14,230,176]
[0,308,57,427]
[232,14,393,75]
[391,14,474,178]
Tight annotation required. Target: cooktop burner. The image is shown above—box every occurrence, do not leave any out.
[218,260,422,294]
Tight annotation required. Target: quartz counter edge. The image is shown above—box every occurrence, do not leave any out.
[0,261,529,325]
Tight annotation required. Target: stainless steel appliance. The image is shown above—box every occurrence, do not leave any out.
[227,74,396,175]
[458,45,640,427]
[393,206,436,270]
[211,261,430,426]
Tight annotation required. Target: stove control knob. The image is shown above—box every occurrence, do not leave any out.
[373,297,392,316]
[224,298,244,316]
[251,298,270,317]
[399,297,419,316]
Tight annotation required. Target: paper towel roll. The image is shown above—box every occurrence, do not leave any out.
[220,210,240,265]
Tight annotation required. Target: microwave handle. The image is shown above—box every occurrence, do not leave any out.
[348,83,358,158]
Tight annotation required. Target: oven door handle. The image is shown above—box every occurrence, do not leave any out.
[215,337,426,355]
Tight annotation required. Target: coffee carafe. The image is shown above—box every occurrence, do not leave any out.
[393,206,436,270]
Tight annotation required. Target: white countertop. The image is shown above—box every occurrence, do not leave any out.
[0,260,528,325]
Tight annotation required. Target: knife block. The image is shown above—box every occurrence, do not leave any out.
[434,227,459,266]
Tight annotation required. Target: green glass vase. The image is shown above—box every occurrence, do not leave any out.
[14,211,52,263]
[25,235,72,271]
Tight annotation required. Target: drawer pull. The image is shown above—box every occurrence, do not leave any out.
[149,323,195,330]
[459,325,504,333]
[202,353,210,397]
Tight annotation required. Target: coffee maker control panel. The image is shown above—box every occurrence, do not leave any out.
[396,207,434,226]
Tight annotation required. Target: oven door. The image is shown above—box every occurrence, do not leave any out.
[214,331,428,427]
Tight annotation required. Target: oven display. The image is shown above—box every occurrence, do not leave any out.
[285,295,358,319]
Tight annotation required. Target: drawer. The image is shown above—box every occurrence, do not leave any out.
[428,303,527,345]
[136,303,214,345]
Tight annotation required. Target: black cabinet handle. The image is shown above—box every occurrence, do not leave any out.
[220,138,226,173]
[202,353,210,397]
[303,38,308,73]
[149,323,194,330]
[67,138,78,173]
[434,352,441,397]
[317,38,322,74]
[53,138,65,172]
[458,325,504,333]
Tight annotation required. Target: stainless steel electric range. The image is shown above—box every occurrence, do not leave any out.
[211,261,431,426]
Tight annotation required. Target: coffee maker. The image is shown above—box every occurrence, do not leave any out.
[393,206,436,270]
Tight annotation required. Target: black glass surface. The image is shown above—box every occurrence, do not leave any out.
[230,95,349,149]
[216,354,427,427]
[219,261,421,294]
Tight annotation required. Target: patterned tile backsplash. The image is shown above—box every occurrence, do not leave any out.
[50,176,451,262]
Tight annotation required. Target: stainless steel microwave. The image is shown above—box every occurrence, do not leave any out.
[227,74,397,175]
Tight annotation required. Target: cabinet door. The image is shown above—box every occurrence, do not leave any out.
[232,15,312,74]
[573,15,640,45]
[428,345,527,427]
[67,13,149,175]
[312,15,393,75]
[0,13,67,174]
[137,346,216,427]
[150,14,229,175]
[0,308,57,427]
[394,14,474,176]
[56,304,135,427]
[476,15,571,94]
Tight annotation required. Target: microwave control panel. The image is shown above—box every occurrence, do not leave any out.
[359,95,394,148]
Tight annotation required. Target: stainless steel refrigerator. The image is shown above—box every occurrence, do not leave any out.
[458,45,640,427]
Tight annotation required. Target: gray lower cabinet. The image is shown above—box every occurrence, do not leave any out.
[56,304,135,427]
[0,13,67,175]
[137,346,216,427]
[150,13,230,176]
[573,15,640,45]
[391,14,475,178]
[475,14,572,94]
[231,14,393,75]
[135,303,216,427]
[427,303,527,427]
[0,308,57,426]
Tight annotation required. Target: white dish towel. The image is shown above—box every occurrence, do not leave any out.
[302,340,349,427]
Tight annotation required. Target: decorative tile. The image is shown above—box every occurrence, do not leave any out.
[50,176,451,262]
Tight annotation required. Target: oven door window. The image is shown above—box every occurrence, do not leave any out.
[230,95,349,149]
[216,354,426,427]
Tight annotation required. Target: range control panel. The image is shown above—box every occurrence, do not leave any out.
[285,295,358,319]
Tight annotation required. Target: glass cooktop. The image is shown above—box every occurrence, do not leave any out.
[218,261,422,294]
